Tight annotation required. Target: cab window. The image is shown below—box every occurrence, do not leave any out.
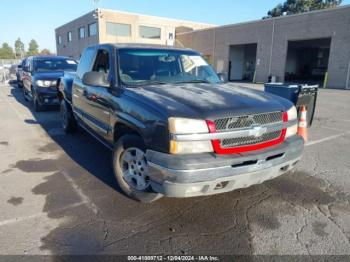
[93,49,110,76]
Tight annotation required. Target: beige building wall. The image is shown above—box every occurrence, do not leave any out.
[55,11,99,58]
[177,5,350,89]
[98,9,213,46]
[55,9,214,59]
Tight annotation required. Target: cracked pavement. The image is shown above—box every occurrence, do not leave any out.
[0,82,350,256]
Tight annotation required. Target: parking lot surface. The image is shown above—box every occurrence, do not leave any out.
[0,82,350,255]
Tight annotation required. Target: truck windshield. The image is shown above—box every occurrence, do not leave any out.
[33,58,78,72]
[118,49,221,86]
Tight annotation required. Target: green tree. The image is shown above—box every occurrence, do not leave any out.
[14,38,25,59]
[264,0,342,18]
[27,39,39,56]
[0,42,15,59]
[39,48,52,55]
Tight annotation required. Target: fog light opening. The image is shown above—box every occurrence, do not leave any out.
[280,165,289,172]
[215,181,229,190]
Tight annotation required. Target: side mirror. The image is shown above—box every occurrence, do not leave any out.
[217,73,227,83]
[82,71,110,87]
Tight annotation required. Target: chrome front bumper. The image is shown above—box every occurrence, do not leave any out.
[146,136,304,198]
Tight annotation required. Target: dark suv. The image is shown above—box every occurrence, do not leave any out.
[22,56,78,111]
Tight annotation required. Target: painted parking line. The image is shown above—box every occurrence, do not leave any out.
[306,131,350,147]
[61,171,98,215]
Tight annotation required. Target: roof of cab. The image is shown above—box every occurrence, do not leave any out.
[28,55,75,60]
[104,43,196,52]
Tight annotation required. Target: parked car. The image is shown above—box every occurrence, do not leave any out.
[22,56,78,111]
[9,64,18,76]
[58,44,304,202]
[16,59,27,88]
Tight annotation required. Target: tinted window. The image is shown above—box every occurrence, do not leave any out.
[76,47,96,79]
[118,49,221,86]
[139,26,161,39]
[79,27,85,39]
[33,58,78,72]
[106,22,131,37]
[88,23,97,36]
[93,49,110,75]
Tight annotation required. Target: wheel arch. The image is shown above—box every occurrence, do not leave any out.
[113,122,145,146]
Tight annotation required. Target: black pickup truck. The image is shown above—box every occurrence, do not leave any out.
[58,44,304,202]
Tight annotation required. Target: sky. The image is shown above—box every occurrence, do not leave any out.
[1,0,349,53]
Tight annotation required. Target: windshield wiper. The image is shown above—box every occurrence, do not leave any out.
[176,79,211,84]
[147,81,168,85]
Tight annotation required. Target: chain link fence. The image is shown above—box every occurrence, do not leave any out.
[0,59,21,84]
[0,59,21,67]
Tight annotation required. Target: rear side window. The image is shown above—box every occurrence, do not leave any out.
[76,47,96,79]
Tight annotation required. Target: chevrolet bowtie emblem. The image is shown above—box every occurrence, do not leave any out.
[252,126,267,138]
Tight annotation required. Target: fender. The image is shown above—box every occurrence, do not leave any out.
[57,72,76,104]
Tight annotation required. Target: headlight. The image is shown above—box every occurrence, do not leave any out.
[286,106,298,138]
[168,118,213,154]
[169,118,209,134]
[36,80,57,87]
[286,106,297,121]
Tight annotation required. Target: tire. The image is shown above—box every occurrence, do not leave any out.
[60,99,77,133]
[112,134,163,203]
[23,88,28,101]
[33,93,42,112]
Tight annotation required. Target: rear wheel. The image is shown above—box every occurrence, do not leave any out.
[60,100,77,133]
[112,135,163,203]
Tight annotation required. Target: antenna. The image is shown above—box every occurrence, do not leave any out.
[93,0,101,9]
[92,0,102,19]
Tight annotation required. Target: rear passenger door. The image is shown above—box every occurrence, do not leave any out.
[22,58,33,96]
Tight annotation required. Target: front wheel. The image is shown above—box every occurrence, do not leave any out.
[60,100,77,133]
[23,87,28,101]
[32,90,43,112]
[112,135,163,203]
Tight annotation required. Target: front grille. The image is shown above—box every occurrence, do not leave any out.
[214,111,284,149]
[221,130,282,148]
[214,111,283,132]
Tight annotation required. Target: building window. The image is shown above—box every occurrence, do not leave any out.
[67,31,72,42]
[106,22,131,37]
[88,23,97,36]
[57,35,62,45]
[79,27,85,39]
[139,26,161,39]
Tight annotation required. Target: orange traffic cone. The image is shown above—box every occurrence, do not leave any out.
[298,106,308,142]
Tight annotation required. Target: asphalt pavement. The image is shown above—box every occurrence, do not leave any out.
[0,82,350,256]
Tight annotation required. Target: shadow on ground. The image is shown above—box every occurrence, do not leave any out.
[7,82,345,255]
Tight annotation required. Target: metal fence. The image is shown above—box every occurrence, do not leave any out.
[0,68,10,83]
[0,59,21,66]
[0,59,20,83]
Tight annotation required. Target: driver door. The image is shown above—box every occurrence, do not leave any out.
[82,48,113,139]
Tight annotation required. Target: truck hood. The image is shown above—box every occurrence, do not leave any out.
[126,83,294,119]
[33,71,66,80]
